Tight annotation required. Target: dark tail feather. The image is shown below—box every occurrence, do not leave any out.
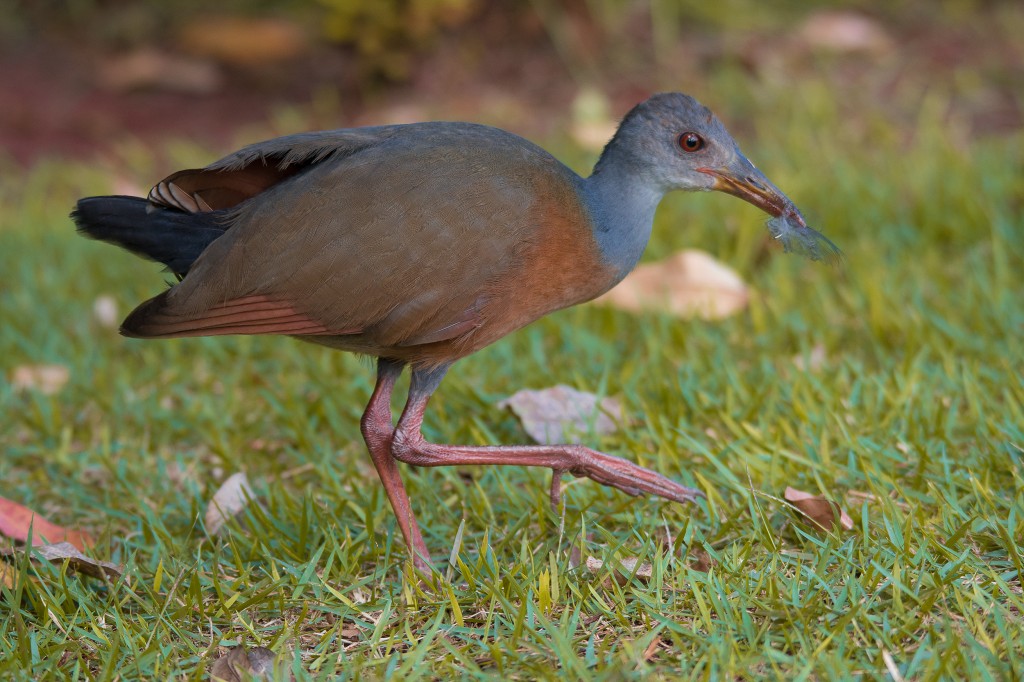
[71,196,228,277]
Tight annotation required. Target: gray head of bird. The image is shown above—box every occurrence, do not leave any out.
[597,92,841,263]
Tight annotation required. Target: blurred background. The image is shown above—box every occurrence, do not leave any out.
[2,0,1021,165]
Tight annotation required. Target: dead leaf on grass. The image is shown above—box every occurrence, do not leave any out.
[642,635,664,662]
[0,563,15,589]
[798,10,893,54]
[178,17,308,67]
[499,385,623,445]
[792,344,827,372]
[585,555,653,586]
[595,250,749,320]
[0,496,94,550]
[687,546,715,573]
[210,645,280,681]
[11,365,70,395]
[96,49,222,93]
[26,542,122,581]
[785,486,854,532]
[205,473,255,535]
[92,295,119,328]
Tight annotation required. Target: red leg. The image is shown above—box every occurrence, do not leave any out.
[359,359,432,572]
[390,366,704,508]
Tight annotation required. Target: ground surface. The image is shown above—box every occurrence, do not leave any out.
[1,3,1023,680]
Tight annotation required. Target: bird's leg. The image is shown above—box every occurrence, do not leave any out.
[359,359,432,572]
[390,366,704,508]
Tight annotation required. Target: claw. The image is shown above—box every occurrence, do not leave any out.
[550,469,564,512]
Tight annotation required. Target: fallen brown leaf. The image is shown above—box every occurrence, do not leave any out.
[11,365,70,395]
[642,635,664,662]
[785,486,854,532]
[594,250,749,320]
[205,473,255,535]
[798,10,893,54]
[0,497,94,550]
[687,546,715,573]
[0,563,15,590]
[568,545,583,570]
[585,555,653,586]
[210,645,279,682]
[96,49,222,93]
[27,542,122,581]
[178,17,308,67]
[499,385,623,445]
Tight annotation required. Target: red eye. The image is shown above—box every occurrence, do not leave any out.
[679,132,704,152]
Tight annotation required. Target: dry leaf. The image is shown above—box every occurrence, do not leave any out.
[11,365,70,395]
[642,636,664,662]
[792,344,827,372]
[568,545,583,570]
[0,497,94,550]
[26,542,122,581]
[595,250,749,320]
[93,295,119,328]
[205,473,255,535]
[0,563,15,590]
[785,486,854,532]
[585,555,653,586]
[96,49,222,93]
[688,546,715,573]
[798,11,893,54]
[210,645,279,682]
[499,385,623,445]
[178,17,307,67]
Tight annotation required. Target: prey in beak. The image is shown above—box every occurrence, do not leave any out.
[699,159,842,264]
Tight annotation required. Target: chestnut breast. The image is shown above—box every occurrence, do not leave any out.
[410,175,618,366]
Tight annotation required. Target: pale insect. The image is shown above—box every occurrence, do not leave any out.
[766,210,843,265]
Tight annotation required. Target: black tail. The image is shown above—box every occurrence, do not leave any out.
[71,196,228,277]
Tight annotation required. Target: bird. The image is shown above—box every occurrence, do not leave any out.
[72,92,835,572]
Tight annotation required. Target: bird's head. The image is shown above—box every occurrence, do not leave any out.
[597,92,840,262]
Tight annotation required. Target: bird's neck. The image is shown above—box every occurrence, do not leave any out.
[583,156,664,282]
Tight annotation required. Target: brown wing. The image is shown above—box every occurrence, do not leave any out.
[147,126,396,213]
[127,129,408,337]
[148,166,299,213]
[125,123,591,352]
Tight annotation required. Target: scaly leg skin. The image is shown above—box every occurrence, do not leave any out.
[359,359,433,573]
[550,470,565,512]
[390,365,704,518]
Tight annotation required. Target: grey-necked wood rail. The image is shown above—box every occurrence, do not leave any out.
[73,93,837,572]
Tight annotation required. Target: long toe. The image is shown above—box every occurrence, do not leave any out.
[576,450,704,504]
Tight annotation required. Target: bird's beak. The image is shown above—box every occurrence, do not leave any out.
[698,158,805,226]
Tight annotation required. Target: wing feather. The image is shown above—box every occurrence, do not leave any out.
[140,124,584,351]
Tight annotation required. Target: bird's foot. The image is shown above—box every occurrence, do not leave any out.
[565,447,704,505]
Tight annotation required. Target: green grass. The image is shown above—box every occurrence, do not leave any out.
[1,77,1023,679]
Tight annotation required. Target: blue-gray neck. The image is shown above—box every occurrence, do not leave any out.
[582,153,666,284]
